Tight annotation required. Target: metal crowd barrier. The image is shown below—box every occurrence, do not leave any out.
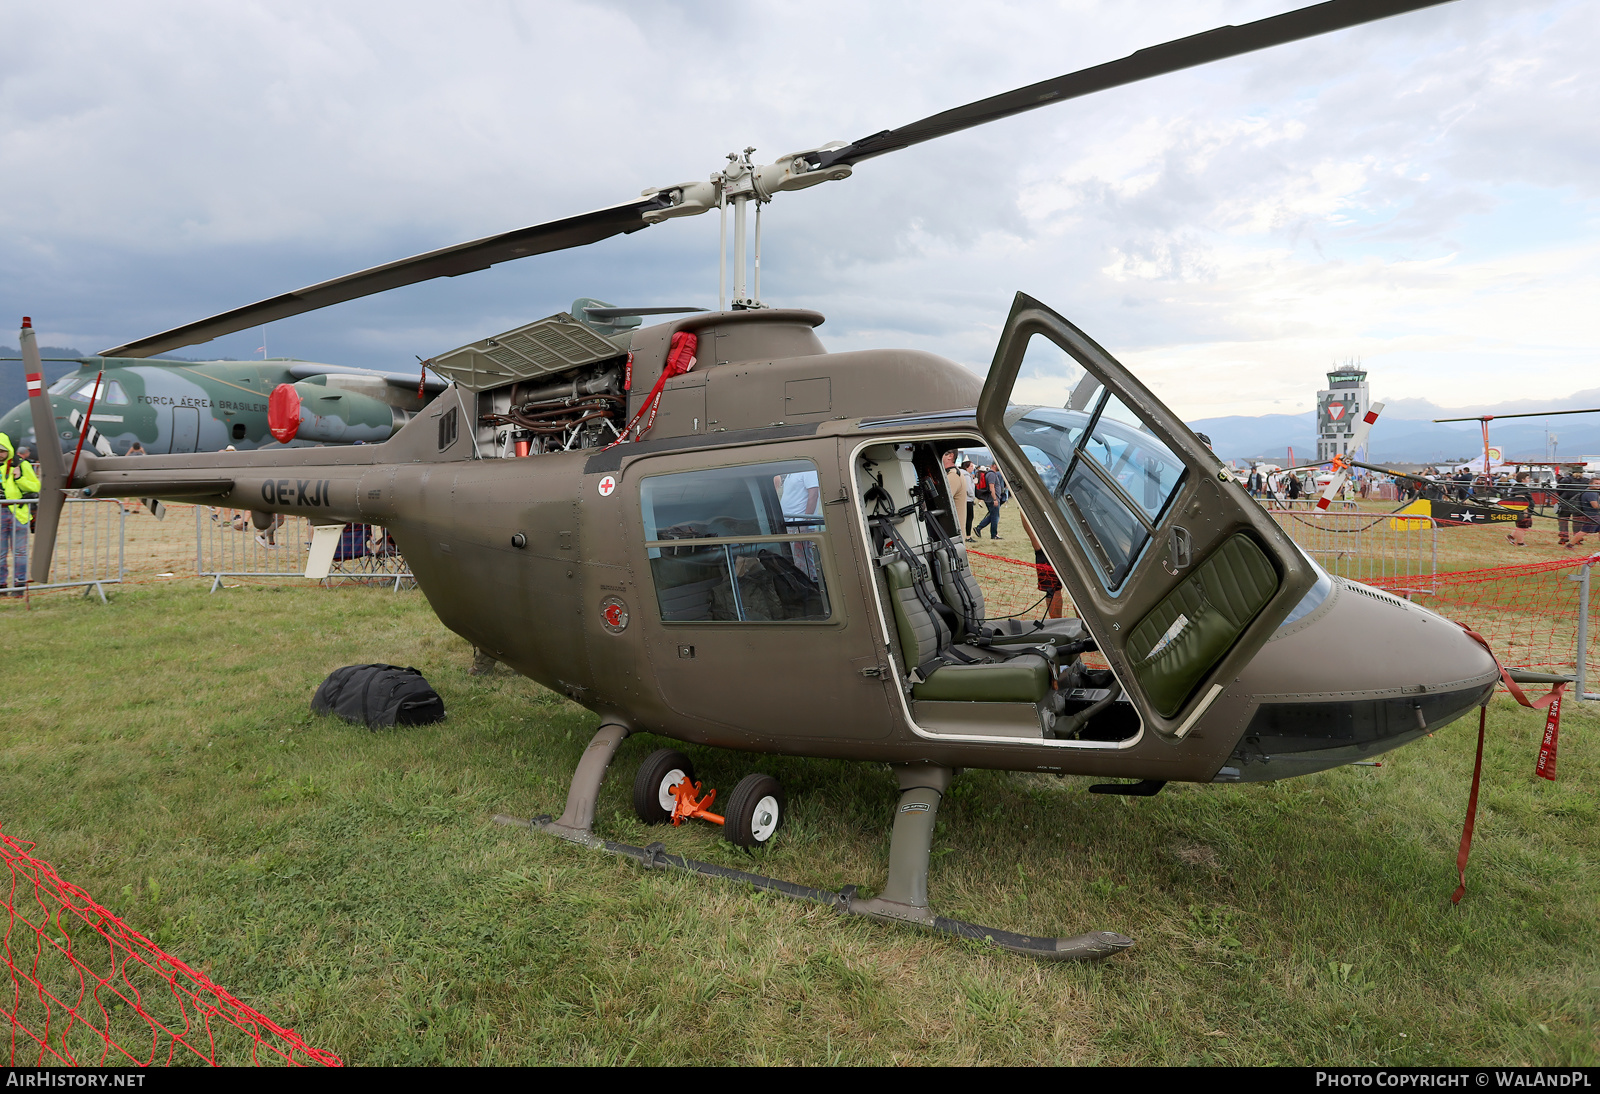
[1272,509,1439,595]
[0,497,125,602]
[195,508,413,593]
[1257,497,1359,511]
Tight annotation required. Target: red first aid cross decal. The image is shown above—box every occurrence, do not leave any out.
[598,475,617,497]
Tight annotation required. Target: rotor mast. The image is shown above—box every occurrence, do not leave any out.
[645,142,852,311]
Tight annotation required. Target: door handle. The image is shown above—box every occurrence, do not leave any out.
[1163,526,1192,575]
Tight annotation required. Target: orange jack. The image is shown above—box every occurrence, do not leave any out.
[669,778,724,827]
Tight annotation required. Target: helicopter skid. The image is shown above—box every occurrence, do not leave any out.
[842,891,1133,961]
[495,744,1132,962]
[495,813,1131,961]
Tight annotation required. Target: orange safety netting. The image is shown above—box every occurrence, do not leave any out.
[2,825,341,1068]
[967,549,1060,620]
[1373,553,1599,679]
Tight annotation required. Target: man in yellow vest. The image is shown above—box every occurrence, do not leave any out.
[0,433,41,594]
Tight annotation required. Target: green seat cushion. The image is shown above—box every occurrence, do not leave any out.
[885,559,945,667]
[912,654,1050,704]
[1127,533,1279,717]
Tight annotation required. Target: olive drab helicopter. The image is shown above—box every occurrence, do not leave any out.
[19,0,1500,960]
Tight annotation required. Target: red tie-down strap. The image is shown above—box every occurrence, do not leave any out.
[1535,692,1563,782]
[605,332,697,449]
[1449,623,1566,905]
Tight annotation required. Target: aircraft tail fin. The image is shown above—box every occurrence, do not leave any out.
[19,318,67,584]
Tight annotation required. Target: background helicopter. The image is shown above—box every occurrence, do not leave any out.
[18,0,1508,960]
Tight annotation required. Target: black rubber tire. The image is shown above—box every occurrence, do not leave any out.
[724,774,785,848]
[632,749,695,825]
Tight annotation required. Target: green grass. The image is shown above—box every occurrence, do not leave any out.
[2,581,1597,1066]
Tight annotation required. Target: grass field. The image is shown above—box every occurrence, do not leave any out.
[1,504,1596,1066]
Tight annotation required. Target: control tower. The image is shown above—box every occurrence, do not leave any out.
[1317,364,1371,462]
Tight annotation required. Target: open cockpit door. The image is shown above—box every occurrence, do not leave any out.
[976,293,1316,738]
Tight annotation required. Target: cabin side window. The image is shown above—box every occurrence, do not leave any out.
[438,406,458,450]
[640,459,831,623]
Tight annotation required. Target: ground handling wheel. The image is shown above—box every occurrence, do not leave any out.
[724,774,785,848]
[633,749,696,825]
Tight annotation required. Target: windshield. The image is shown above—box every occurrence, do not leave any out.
[1006,403,1187,591]
[67,378,130,404]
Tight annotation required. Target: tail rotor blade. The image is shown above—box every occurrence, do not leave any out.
[19,318,67,584]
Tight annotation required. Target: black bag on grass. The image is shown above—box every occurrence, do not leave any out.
[312,664,446,728]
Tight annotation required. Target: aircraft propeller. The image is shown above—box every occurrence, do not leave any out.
[1315,402,1385,509]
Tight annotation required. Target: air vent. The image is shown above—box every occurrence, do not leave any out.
[1339,579,1408,610]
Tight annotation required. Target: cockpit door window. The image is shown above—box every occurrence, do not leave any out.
[976,293,1316,735]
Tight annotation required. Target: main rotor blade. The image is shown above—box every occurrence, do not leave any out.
[101,196,670,359]
[1433,407,1600,422]
[817,0,1454,169]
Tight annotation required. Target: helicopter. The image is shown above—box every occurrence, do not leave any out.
[17,0,1506,961]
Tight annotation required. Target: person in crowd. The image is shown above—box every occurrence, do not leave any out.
[1556,468,1577,546]
[1285,472,1302,505]
[213,445,241,525]
[973,463,1006,539]
[776,466,821,579]
[960,460,977,540]
[121,440,147,514]
[0,433,40,595]
[1506,473,1534,547]
[941,450,967,545]
[254,511,287,549]
[1568,476,1599,551]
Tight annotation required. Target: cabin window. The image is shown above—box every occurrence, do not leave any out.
[438,406,457,450]
[49,375,81,395]
[640,459,830,622]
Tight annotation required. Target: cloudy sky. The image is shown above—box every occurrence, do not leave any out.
[2,0,1595,419]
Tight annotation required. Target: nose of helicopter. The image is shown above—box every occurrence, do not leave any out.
[1219,573,1499,782]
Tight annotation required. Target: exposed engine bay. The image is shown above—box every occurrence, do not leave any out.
[855,439,1140,746]
[426,304,643,458]
[477,358,626,456]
